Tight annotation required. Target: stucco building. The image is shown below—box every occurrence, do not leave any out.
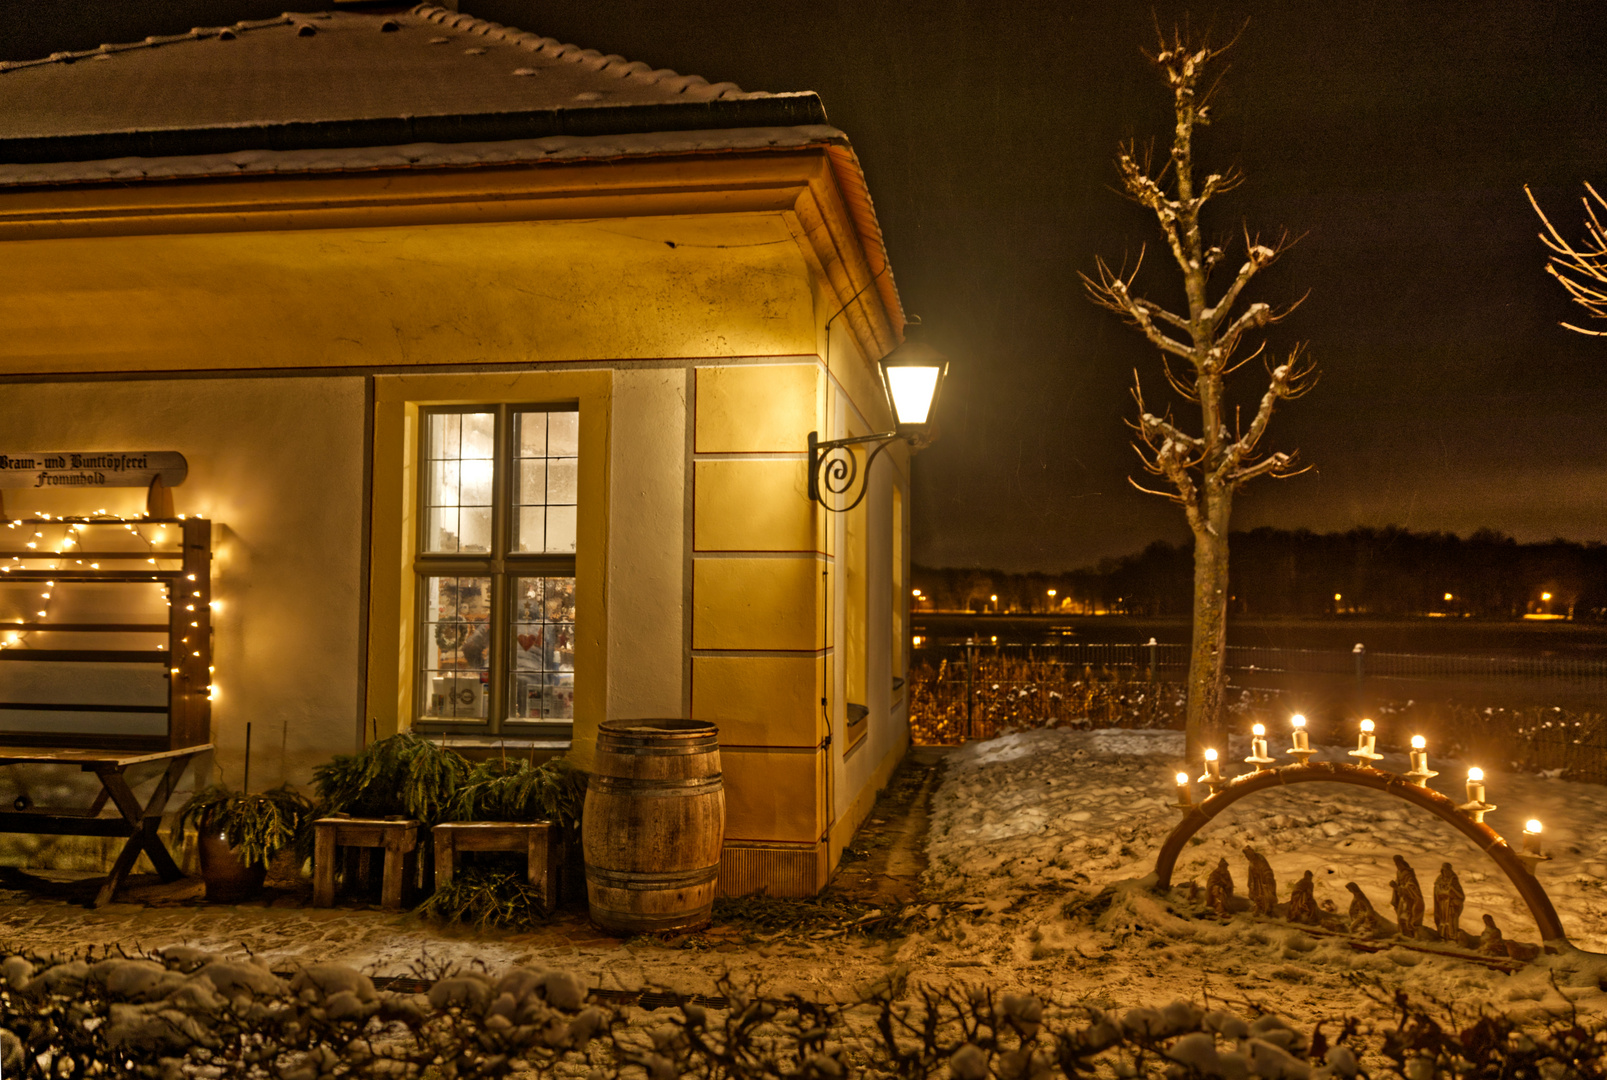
[0,4,913,896]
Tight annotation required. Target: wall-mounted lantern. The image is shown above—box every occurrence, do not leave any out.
[807,332,948,512]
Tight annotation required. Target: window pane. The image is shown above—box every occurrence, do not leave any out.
[507,576,575,722]
[545,506,577,553]
[424,411,495,554]
[547,458,577,505]
[513,408,580,554]
[458,506,492,554]
[462,412,496,459]
[419,575,491,721]
[428,413,459,460]
[517,411,548,456]
[548,411,579,456]
[517,506,544,549]
[518,458,546,505]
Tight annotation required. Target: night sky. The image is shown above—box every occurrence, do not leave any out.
[7,2,1607,572]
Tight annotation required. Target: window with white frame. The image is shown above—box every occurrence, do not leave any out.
[414,405,577,733]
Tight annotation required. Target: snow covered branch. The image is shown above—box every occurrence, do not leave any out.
[1528,183,1607,336]
[1217,346,1316,486]
[1081,256,1195,361]
[1089,21,1309,750]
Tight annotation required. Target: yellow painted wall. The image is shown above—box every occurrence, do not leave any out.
[0,214,817,376]
[0,153,913,897]
[693,458,821,553]
[691,557,824,653]
[606,368,689,723]
[690,360,832,882]
[721,746,824,844]
[0,377,366,867]
[691,654,824,747]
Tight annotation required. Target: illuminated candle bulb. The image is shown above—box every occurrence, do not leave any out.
[1198,748,1224,794]
[1466,767,1486,805]
[1522,819,1544,856]
[1404,734,1437,786]
[1291,714,1309,751]
[1245,723,1274,769]
[1174,771,1193,809]
[1349,717,1382,762]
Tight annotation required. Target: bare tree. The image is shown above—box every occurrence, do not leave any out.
[1528,183,1607,336]
[1083,28,1315,758]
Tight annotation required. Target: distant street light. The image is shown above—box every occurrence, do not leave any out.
[990,594,998,613]
[1047,588,1057,612]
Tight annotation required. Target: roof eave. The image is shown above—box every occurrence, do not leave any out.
[0,92,828,167]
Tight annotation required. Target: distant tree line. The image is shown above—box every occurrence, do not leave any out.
[914,527,1607,620]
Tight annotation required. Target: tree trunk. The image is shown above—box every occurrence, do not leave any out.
[1185,502,1231,763]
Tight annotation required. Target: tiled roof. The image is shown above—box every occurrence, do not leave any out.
[0,4,825,162]
[0,3,902,334]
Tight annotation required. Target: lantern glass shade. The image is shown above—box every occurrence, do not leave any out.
[878,337,948,428]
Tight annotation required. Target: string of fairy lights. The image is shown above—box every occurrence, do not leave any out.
[0,510,216,703]
[1179,714,1551,871]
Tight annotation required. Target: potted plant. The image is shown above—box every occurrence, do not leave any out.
[175,784,313,902]
[312,731,468,825]
[419,755,588,927]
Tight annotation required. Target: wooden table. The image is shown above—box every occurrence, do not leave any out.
[0,744,212,907]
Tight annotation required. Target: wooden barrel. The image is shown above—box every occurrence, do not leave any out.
[582,719,724,934]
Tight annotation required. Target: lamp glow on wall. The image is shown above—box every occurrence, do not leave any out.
[808,329,949,512]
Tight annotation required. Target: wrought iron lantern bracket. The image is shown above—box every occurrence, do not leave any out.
[807,430,906,513]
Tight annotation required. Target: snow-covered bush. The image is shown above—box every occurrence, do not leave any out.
[0,946,610,1078]
[5,948,1604,1078]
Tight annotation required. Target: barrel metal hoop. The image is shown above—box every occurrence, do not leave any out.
[588,774,723,795]
[589,904,715,932]
[596,741,718,757]
[586,863,720,891]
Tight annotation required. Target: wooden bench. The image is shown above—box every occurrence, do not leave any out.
[432,821,560,913]
[311,817,422,910]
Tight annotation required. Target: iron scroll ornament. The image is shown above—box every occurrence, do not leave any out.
[807,430,902,513]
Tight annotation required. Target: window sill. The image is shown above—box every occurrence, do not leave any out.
[422,734,572,753]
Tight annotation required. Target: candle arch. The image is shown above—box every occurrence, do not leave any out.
[1151,759,1570,947]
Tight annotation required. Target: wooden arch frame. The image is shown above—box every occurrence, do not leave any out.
[1151,760,1568,946]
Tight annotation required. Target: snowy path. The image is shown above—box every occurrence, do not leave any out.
[908,727,1607,1023]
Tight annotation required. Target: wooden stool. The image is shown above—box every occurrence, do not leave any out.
[312,817,421,910]
[433,821,560,914]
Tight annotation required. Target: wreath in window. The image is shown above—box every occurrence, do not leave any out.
[435,618,469,654]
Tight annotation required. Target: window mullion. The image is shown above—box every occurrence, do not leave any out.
[486,404,514,734]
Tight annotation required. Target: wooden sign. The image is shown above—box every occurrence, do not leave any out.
[0,451,187,489]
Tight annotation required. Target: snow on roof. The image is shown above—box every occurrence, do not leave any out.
[0,3,903,334]
[0,5,779,145]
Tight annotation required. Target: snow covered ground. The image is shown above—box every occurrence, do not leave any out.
[910,726,1607,1024]
[6,726,1607,1034]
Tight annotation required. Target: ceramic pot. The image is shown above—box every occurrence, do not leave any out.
[198,828,266,902]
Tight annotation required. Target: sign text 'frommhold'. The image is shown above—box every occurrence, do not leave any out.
[0,451,188,489]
